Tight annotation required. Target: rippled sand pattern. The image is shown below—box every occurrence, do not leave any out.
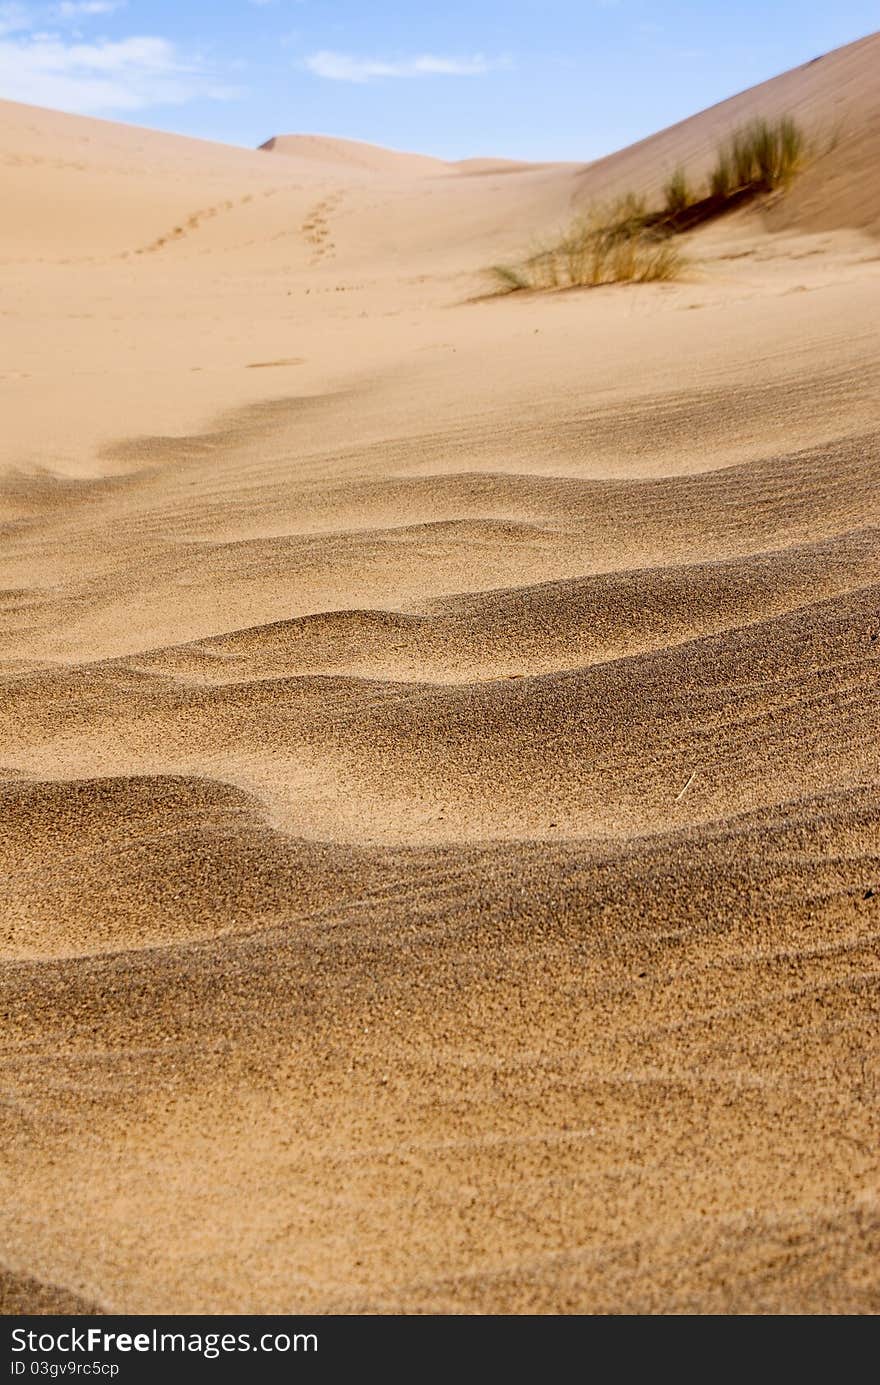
[1,34,879,1314]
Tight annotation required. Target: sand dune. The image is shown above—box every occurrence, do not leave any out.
[259,133,451,177]
[569,30,880,229]
[261,135,567,181]
[1,31,879,1314]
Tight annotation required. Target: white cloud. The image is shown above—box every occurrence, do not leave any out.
[55,1,125,16]
[0,3,31,36]
[0,31,238,112]
[304,50,497,83]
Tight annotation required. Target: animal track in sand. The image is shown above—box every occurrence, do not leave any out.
[130,190,266,256]
[300,191,342,264]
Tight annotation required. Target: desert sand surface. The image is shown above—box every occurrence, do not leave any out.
[1,31,879,1315]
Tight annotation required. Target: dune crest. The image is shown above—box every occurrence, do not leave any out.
[259,132,451,176]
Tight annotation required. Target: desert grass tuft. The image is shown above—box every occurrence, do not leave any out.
[488,262,533,294]
[709,149,733,199]
[663,166,693,215]
[712,115,805,195]
[489,114,805,297]
[489,197,683,294]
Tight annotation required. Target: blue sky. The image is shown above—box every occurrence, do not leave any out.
[0,2,877,159]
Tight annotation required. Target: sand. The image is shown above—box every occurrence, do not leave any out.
[1,31,879,1314]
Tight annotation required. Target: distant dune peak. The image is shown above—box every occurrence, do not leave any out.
[257,132,569,182]
[257,132,449,176]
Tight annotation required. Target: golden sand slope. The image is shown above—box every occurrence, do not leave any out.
[1,32,879,1314]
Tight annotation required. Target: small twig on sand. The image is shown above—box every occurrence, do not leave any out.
[675,768,698,801]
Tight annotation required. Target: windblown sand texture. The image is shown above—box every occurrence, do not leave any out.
[2,32,880,1314]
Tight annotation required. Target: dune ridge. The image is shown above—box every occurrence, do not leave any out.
[1,31,879,1314]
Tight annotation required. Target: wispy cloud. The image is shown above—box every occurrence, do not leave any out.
[0,2,31,36]
[55,1,125,16]
[304,50,498,83]
[0,30,239,112]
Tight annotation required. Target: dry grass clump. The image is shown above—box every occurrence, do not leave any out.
[490,195,682,294]
[489,114,806,295]
[709,149,733,199]
[663,166,694,215]
[712,115,805,195]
